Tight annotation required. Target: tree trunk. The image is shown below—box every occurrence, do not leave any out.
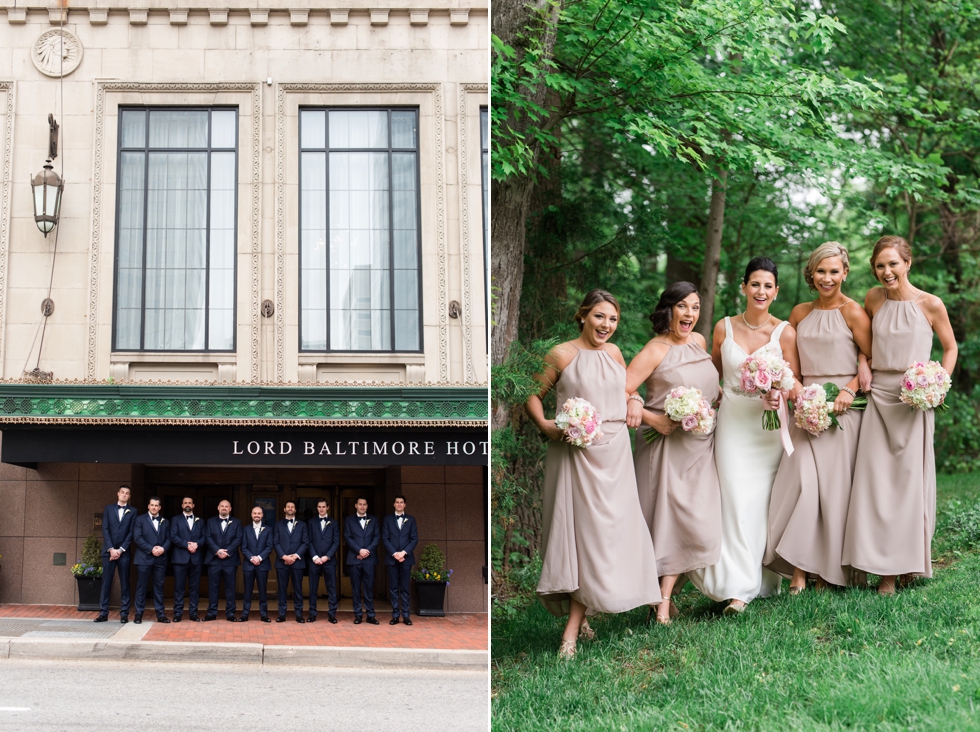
[697,167,728,341]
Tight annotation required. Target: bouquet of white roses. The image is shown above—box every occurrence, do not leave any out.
[900,361,951,414]
[644,386,716,443]
[554,397,603,448]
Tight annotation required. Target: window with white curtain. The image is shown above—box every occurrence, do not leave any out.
[299,108,422,352]
[113,108,238,352]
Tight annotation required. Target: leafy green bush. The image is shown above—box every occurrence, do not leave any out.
[72,532,103,578]
[935,386,980,474]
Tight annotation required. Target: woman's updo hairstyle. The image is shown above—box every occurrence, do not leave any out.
[650,281,699,335]
[574,289,620,331]
[870,235,913,280]
[743,256,779,286]
[803,241,850,289]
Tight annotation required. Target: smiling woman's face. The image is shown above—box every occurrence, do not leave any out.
[812,256,847,298]
[742,270,778,311]
[581,301,619,346]
[670,292,701,336]
[873,246,910,289]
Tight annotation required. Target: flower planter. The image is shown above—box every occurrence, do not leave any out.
[415,579,447,617]
[76,576,103,611]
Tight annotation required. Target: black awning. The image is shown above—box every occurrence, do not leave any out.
[1,425,488,467]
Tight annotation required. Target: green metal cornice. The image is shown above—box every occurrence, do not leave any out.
[0,383,488,427]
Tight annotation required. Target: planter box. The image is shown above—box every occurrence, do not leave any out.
[415,579,447,617]
[76,576,103,611]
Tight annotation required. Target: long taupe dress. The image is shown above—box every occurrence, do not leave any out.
[633,343,722,577]
[842,296,936,577]
[765,306,862,586]
[537,347,663,616]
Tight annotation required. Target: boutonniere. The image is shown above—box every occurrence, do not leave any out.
[259,526,266,534]
[123,508,131,516]
[158,516,166,523]
[363,519,370,525]
[193,517,200,524]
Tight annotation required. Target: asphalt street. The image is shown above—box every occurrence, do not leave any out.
[0,659,489,731]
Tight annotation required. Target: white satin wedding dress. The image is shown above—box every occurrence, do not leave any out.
[688,317,786,603]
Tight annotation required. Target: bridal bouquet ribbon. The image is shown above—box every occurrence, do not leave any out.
[731,347,795,454]
[899,361,951,414]
[554,397,603,448]
[643,386,715,443]
[793,383,867,436]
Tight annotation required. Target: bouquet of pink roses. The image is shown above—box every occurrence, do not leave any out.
[794,382,868,436]
[731,347,796,430]
[554,397,603,448]
[900,361,951,414]
[643,386,716,443]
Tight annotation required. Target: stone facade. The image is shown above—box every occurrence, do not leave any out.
[0,3,488,611]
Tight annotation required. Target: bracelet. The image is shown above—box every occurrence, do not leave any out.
[840,386,856,398]
[627,394,644,405]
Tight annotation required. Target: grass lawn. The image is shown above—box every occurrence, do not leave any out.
[491,473,980,731]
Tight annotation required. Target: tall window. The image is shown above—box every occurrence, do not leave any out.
[299,108,422,352]
[113,108,238,351]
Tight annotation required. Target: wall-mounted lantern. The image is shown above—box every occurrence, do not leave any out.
[31,159,64,237]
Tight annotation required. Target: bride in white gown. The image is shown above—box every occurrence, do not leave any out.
[688,257,801,614]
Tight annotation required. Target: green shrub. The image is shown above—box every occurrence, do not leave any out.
[935,386,980,473]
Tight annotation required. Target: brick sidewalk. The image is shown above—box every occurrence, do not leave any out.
[0,605,487,650]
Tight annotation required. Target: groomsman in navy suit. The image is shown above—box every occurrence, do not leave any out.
[240,505,273,622]
[382,495,418,625]
[204,500,242,621]
[274,501,308,622]
[133,497,171,624]
[169,496,205,622]
[344,496,380,625]
[306,498,340,624]
[95,485,136,623]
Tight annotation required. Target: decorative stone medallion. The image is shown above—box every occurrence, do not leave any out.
[32,29,84,78]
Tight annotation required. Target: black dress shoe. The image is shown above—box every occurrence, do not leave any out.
[226,616,238,622]
[94,615,108,623]
[403,618,413,626]
[366,617,380,625]
[189,615,201,622]
[260,616,271,623]
[134,614,143,624]
[296,616,305,623]
[389,618,400,625]
[203,615,216,622]
[120,616,129,624]
[327,614,337,624]
[353,616,362,625]
[276,615,286,623]
[239,615,249,622]
[157,616,171,623]
[172,616,182,623]
[307,614,317,623]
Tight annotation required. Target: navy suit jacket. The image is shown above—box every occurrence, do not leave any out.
[307,516,340,564]
[169,514,206,566]
[101,503,136,556]
[204,516,242,566]
[274,519,308,569]
[344,514,380,565]
[133,514,172,566]
[381,513,419,566]
[241,524,274,571]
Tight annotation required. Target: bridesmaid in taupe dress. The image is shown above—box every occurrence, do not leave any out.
[626,282,721,624]
[765,242,872,591]
[842,236,958,595]
[526,290,661,658]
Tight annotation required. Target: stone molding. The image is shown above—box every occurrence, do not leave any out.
[0,82,12,375]
[274,83,447,383]
[88,82,263,382]
[458,83,487,385]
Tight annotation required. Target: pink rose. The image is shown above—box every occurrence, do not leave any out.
[681,415,698,431]
[916,374,929,387]
[584,420,596,434]
[566,427,581,439]
[903,378,915,390]
[754,370,772,390]
[740,372,756,393]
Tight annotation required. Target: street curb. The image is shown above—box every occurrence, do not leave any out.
[1,638,487,669]
[263,645,487,669]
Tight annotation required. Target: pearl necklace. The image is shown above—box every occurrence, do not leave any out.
[741,311,771,330]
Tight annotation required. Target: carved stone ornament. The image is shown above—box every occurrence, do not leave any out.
[32,29,84,78]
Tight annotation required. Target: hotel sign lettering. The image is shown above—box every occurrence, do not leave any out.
[1,427,488,467]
